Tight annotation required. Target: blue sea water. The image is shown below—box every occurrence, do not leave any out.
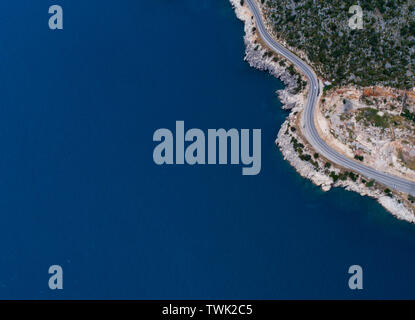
[0,0,415,299]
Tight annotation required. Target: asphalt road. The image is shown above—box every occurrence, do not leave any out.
[246,0,415,196]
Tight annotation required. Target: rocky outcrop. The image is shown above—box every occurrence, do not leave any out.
[229,0,306,110]
[230,0,415,223]
[276,108,415,223]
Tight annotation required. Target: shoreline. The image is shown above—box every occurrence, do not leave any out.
[229,0,415,223]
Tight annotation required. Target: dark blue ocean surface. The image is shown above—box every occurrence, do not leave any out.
[0,0,415,299]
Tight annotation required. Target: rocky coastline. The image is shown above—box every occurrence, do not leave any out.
[230,0,415,223]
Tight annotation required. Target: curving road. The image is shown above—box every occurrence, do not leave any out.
[246,0,415,196]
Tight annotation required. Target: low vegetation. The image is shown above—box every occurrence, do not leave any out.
[261,0,415,89]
